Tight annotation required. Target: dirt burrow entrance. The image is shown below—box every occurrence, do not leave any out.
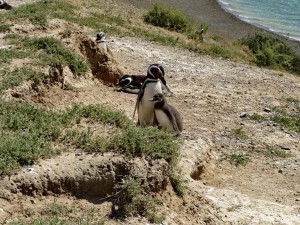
[0,153,169,201]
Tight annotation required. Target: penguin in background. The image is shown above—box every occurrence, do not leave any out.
[134,64,166,126]
[0,0,13,10]
[117,64,173,96]
[149,93,183,135]
[95,31,113,57]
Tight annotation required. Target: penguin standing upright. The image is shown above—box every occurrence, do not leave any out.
[135,64,165,126]
[149,93,183,135]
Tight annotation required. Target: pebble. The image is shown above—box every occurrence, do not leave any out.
[239,112,248,118]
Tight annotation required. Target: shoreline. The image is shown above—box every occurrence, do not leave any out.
[120,0,300,55]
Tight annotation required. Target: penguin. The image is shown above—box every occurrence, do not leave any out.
[0,0,13,10]
[117,64,173,96]
[135,64,165,126]
[95,31,113,57]
[149,93,183,135]
[116,74,146,94]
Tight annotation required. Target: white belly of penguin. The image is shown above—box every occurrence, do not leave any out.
[138,81,163,126]
[155,109,174,132]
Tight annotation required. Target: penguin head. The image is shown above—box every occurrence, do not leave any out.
[147,64,167,85]
[96,32,106,42]
[149,93,165,103]
[117,75,132,88]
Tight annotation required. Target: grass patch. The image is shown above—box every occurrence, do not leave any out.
[249,113,266,123]
[222,153,250,166]
[21,36,88,75]
[0,49,31,66]
[169,171,186,197]
[144,4,206,34]
[11,203,105,225]
[231,128,248,140]
[0,67,45,92]
[113,176,164,223]
[0,24,11,33]
[107,126,179,165]
[0,102,179,175]
[262,146,292,158]
[240,33,300,75]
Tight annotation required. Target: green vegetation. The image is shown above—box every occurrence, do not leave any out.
[240,33,300,75]
[0,102,179,175]
[249,99,300,133]
[231,127,248,140]
[263,146,292,158]
[0,24,11,33]
[113,176,164,223]
[0,67,45,91]
[222,153,250,166]
[11,203,105,225]
[0,49,30,66]
[169,171,186,197]
[144,4,206,33]
[20,36,88,75]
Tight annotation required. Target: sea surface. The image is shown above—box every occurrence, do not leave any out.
[218,0,300,41]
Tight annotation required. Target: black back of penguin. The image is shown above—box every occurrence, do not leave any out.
[117,75,146,94]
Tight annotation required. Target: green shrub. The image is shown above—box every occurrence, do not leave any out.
[144,4,199,33]
[113,177,164,223]
[0,67,45,91]
[222,153,250,166]
[0,49,30,66]
[240,33,300,75]
[0,24,11,33]
[22,37,88,75]
[108,126,180,165]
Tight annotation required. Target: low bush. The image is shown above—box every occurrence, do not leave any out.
[113,176,164,223]
[240,33,300,75]
[144,4,204,34]
[22,37,88,75]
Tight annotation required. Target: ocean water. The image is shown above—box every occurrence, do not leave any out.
[218,0,300,41]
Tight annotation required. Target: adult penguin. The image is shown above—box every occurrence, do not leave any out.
[135,64,165,126]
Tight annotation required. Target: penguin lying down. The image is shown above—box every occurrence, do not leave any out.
[116,64,173,96]
[117,74,173,96]
[149,93,183,135]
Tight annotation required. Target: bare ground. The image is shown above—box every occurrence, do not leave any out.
[1,2,300,224]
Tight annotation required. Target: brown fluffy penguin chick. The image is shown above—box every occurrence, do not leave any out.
[149,93,183,135]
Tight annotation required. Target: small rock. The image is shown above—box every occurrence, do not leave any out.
[264,108,272,113]
[278,169,283,173]
[239,112,248,118]
[280,146,291,150]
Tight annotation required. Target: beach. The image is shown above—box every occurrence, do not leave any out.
[121,0,300,55]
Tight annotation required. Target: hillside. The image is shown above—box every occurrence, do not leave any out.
[1,0,300,224]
